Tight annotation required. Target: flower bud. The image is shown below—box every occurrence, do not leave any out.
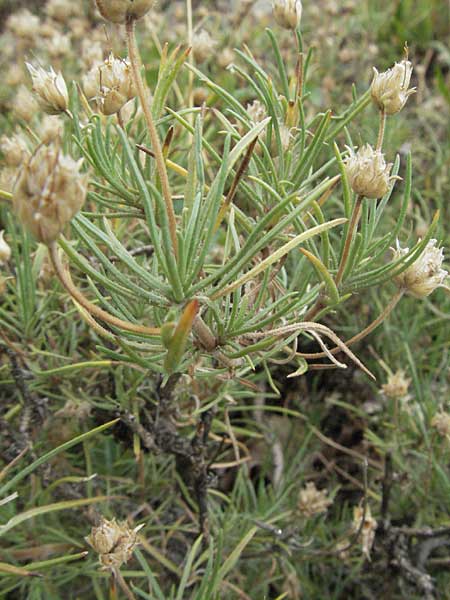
[0,231,11,264]
[95,0,154,24]
[272,0,302,30]
[83,54,136,116]
[13,144,88,245]
[392,239,447,298]
[85,516,143,570]
[371,60,415,115]
[345,144,393,199]
[26,64,69,115]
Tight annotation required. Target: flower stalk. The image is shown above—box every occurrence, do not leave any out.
[125,18,178,259]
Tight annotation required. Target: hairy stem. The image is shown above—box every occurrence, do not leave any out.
[335,195,363,287]
[49,242,160,336]
[125,18,178,259]
[113,568,137,600]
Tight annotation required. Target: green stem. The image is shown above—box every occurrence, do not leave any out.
[125,18,178,259]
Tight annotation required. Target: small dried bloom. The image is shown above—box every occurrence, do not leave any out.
[7,9,40,40]
[298,482,332,518]
[272,0,302,30]
[86,516,143,570]
[0,232,11,264]
[382,369,411,399]
[371,60,415,115]
[1,133,29,168]
[46,33,72,59]
[14,85,39,122]
[192,30,217,64]
[83,54,136,116]
[26,64,69,116]
[345,144,393,199]
[81,40,104,70]
[431,411,450,439]
[46,0,83,21]
[352,504,377,560]
[95,0,154,24]
[13,144,88,245]
[39,116,64,144]
[393,239,448,298]
[246,99,267,124]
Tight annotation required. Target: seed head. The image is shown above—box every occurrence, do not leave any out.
[13,144,88,245]
[46,0,83,22]
[381,369,411,399]
[298,482,332,518]
[95,0,154,24]
[272,0,302,30]
[0,231,11,264]
[345,144,393,199]
[26,64,69,115]
[83,53,136,116]
[371,60,415,115]
[393,239,448,298]
[85,516,143,570]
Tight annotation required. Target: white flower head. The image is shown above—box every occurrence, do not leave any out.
[26,63,69,115]
[83,54,136,116]
[371,60,416,115]
[298,482,332,518]
[345,144,393,199]
[272,0,302,30]
[393,239,448,298]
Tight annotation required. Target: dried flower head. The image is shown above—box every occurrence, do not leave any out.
[272,0,302,29]
[45,32,72,59]
[95,0,154,24]
[1,133,29,167]
[393,239,447,298]
[46,0,83,22]
[39,115,64,144]
[7,9,40,40]
[352,504,377,560]
[0,232,11,264]
[431,411,450,439]
[81,40,104,70]
[26,64,69,116]
[83,54,136,116]
[345,144,393,199]
[13,143,88,245]
[192,30,217,64]
[85,516,143,570]
[381,369,411,399]
[371,60,415,115]
[298,482,332,518]
[246,99,267,124]
[14,85,39,122]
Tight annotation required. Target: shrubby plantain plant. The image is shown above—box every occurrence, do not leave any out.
[0,0,447,597]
